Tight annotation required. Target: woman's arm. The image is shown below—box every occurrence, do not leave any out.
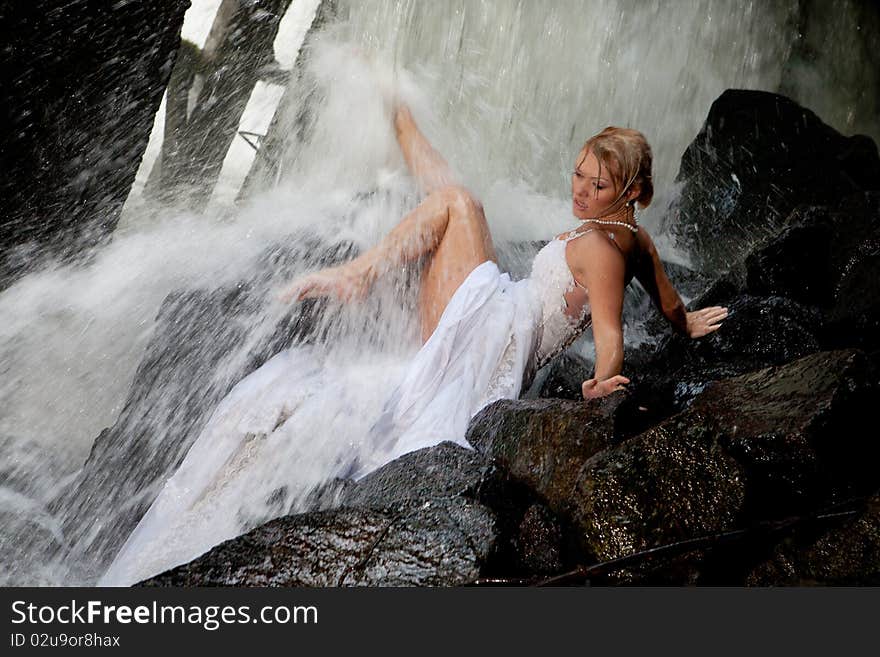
[572,232,631,399]
[634,232,727,338]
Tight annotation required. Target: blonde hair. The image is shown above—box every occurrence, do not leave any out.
[580,126,654,210]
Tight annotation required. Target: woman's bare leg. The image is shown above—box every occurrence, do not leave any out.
[363,184,496,343]
[286,185,496,343]
[415,187,496,343]
[393,106,498,341]
[285,109,496,343]
[394,105,458,195]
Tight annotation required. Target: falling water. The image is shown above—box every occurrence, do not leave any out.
[1,0,876,585]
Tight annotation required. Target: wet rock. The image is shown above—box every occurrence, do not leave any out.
[665,90,880,271]
[651,192,878,362]
[571,349,880,574]
[466,397,619,514]
[637,192,879,398]
[696,350,879,516]
[340,441,567,579]
[746,493,880,586]
[139,499,497,587]
[574,415,746,568]
[662,259,714,301]
[821,196,880,351]
[744,192,879,305]
[824,246,880,351]
[511,504,564,576]
[535,352,593,400]
[342,442,494,511]
[0,1,190,286]
[620,294,823,437]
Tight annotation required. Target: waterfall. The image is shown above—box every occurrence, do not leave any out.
[1,0,876,586]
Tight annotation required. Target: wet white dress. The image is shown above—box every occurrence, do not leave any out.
[350,229,595,474]
[99,230,595,585]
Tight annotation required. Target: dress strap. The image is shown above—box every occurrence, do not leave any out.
[563,228,594,242]
[564,227,626,258]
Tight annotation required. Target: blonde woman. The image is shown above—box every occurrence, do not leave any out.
[283,103,727,463]
[101,102,729,585]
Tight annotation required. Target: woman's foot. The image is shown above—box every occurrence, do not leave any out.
[280,261,372,304]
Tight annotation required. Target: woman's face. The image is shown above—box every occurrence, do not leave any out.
[571,149,621,220]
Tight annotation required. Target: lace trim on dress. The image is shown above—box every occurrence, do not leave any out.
[480,331,519,409]
[530,237,592,369]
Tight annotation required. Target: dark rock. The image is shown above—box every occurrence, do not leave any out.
[822,199,880,351]
[139,499,497,587]
[664,90,880,271]
[647,191,879,369]
[511,504,564,576]
[0,0,190,286]
[824,248,880,351]
[466,397,620,514]
[744,193,879,308]
[661,259,714,301]
[535,352,593,400]
[342,442,494,511]
[746,493,880,586]
[573,416,746,568]
[340,441,571,579]
[697,350,880,516]
[620,294,823,437]
[571,349,880,576]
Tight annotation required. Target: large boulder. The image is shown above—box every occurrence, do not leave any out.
[341,441,495,510]
[664,89,880,272]
[341,440,572,580]
[743,194,880,342]
[140,442,506,586]
[619,294,823,437]
[623,191,879,434]
[466,397,619,511]
[571,349,879,582]
[139,500,497,587]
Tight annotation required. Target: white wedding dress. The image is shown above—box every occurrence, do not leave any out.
[99,230,595,586]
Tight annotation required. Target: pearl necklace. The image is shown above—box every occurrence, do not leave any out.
[579,217,639,233]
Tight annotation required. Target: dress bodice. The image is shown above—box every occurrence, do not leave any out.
[529,232,593,369]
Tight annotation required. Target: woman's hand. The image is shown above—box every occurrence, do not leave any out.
[685,306,728,338]
[279,263,370,304]
[582,375,630,400]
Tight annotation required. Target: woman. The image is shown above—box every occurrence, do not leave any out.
[101,101,726,585]
[282,103,726,412]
